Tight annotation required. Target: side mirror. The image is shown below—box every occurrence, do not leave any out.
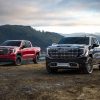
[21,45,25,49]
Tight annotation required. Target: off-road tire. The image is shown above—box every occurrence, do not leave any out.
[79,57,93,74]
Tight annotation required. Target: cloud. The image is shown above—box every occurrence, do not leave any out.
[0,0,100,26]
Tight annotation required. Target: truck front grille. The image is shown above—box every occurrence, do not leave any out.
[0,48,8,55]
[48,48,83,59]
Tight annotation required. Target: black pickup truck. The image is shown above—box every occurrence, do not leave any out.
[46,36,100,74]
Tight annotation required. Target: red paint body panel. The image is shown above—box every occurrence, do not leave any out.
[0,54,16,61]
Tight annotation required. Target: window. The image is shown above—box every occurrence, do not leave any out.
[25,41,31,48]
[91,38,99,45]
[1,40,21,47]
[58,37,89,45]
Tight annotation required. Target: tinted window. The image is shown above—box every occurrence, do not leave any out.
[92,38,99,45]
[58,37,89,45]
[24,41,31,48]
[1,41,21,47]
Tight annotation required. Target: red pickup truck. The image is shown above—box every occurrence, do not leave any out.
[0,40,41,65]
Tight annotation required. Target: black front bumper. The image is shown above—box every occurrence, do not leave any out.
[46,56,87,64]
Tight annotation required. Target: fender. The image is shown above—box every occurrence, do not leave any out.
[92,47,100,64]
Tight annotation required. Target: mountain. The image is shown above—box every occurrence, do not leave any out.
[0,25,100,51]
[0,25,63,51]
[62,33,100,42]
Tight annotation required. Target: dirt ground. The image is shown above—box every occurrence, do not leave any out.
[0,62,100,100]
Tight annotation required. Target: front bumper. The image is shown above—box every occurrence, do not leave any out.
[0,54,16,63]
[46,56,87,69]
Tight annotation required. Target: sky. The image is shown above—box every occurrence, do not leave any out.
[0,0,100,34]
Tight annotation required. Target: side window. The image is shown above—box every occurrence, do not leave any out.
[91,38,98,45]
[91,38,99,48]
[22,41,26,48]
[25,41,31,48]
[93,38,99,45]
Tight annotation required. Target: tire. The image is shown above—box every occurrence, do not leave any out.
[33,54,39,64]
[14,56,22,66]
[99,65,100,70]
[79,57,93,74]
[46,62,58,74]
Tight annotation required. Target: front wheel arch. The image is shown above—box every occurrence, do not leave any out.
[33,54,39,64]
[79,57,93,74]
[14,55,22,66]
[89,54,93,58]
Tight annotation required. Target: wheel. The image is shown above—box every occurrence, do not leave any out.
[46,62,58,74]
[33,54,39,64]
[79,57,93,74]
[14,56,22,66]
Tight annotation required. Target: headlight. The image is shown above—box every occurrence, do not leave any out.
[8,48,15,54]
[79,48,88,57]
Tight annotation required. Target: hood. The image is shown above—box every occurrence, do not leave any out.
[49,44,87,49]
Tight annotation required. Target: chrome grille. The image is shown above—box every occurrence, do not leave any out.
[48,48,83,59]
[0,48,8,55]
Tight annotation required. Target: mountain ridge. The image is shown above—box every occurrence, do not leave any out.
[62,33,100,41]
[0,25,63,51]
[0,25,100,51]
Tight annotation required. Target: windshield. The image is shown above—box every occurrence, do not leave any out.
[0,41,21,47]
[58,37,89,45]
